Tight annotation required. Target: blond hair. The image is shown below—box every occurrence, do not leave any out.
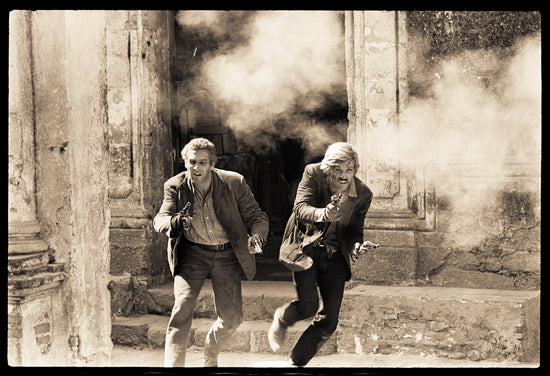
[320,142,359,175]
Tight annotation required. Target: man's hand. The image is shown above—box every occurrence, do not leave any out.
[323,202,342,222]
[351,241,379,261]
[170,213,192,232]
[248,233,266,254]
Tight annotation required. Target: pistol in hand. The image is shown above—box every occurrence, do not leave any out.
[330,192,343,209]
[351,240,379,261]
[248,234,264,254]
[173,202,193,231]
[180,202,193,231]
[324,193,343,222]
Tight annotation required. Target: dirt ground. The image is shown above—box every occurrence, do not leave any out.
[109,345,538,369]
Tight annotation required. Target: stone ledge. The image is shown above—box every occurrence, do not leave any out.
[111,315,335,355]
[146,280,297,321]
[350,247,417,284]
[8,251,50,275]
[8,270,65,291]
[363,229,416,247]
[113,282,539,362]
[344,284,539,303]
[339,285,540,362]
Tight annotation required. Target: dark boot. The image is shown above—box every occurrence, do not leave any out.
[204,347,218,367]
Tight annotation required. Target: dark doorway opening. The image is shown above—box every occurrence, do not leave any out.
[251,137,305,281]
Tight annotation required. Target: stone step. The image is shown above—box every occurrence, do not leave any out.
[113,282,540,362]
[338,284,540,362]
[111,315,336,355]
[147,280,297,321]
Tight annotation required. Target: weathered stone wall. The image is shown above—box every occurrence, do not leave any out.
[346,11,418,285]
[345,11,540,290]
[11,10,112,365]
[417,169,540,290]
[106,11,174,287]
[406,11,541,290]
[339,285,538,361]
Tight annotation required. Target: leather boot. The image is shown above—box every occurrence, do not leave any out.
[268,308,288,352]
[204,348,218,367]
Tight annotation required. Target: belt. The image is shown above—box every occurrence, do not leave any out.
[188,241,231,251]
[313,240,340,257]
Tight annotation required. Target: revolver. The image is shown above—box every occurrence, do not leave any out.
[248,235,263,254]
[330,192,343,208]
[351,240,379,261]
[178,202,193,231]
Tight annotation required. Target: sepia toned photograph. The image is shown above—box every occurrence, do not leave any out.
[8,10,540,370]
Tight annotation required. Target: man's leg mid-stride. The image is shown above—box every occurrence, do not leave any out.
[164,272,205,366]
[204,249,244,367]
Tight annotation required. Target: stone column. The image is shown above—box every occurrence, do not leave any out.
[62,10,112,365]
[8,11,50,275]
[106,11,173,288]
[9,10,113,366]
[8,10,65,366]
[345,11,422,284]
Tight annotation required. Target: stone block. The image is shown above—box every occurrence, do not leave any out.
[363,229,415,247]
[351,246,417,284]
[416,246,447,278]
[132,278,165,315]
[248,325,271,353]
[337,283,538,360]
[146,318,169,349]
[145,284,174,314]
[242,294,264,321]
[108,273,134,317]
[194,291,216,319]
[224,326,250,352]
[111,316,155,347]
[110,228,152,276]
[112,323,149,347]
[430,265,515,290]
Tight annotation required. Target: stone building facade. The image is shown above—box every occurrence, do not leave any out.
[8,10,539,365]
[8,10,174,366]
[346,11,540,289]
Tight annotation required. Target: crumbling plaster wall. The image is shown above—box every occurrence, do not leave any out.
[106,11,174,286]
[32,10,112,365]
[417,174,540,290]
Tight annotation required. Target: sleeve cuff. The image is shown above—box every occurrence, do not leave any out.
[314,208,325,222]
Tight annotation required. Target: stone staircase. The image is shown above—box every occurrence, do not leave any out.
[110,278,540,363]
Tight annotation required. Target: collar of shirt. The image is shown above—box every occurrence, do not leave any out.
[184,172,229,245]
[186,173,212,202]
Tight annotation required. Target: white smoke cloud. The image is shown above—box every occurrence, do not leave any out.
[175,10,221,28]
[400,32,541,169]
[177,10,347,153]
[399,32,541,249]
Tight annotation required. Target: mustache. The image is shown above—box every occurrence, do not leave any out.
[329,176,349,184]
